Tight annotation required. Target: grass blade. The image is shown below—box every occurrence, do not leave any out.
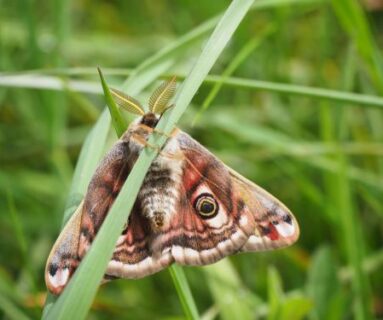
[169,265,200,320]
[306,247,341,319]
[97,67,127,137]
[331,0,383,92]
[0,293,31,320]
[203,260,258,320]
[3,73,383,110]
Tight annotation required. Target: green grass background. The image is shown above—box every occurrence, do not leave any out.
[1,0,383,319]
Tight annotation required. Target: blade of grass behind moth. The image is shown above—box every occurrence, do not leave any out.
[267,266,284,320]
[204,76,383,109]
[203,260,261,320]
[334,153,372,320]
[169,265,199,320]
[331,0,383,93]
[44,1,254,319]
[0,292,31,320]
[4,73,383,110]
[319,40,372,320]
[97,67,127,137]
[306,247,341,319]
[3,72,383,111]
[336,40,372,320]
[18,0,41,67]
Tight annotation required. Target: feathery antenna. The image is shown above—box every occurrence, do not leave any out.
[149,76,177,114]
[110,88,145,116]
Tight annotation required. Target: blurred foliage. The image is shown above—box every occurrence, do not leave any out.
[1,0,383,319]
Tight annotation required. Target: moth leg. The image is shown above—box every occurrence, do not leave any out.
[131,134,161,153]
[152,127,178,138]
[152,128,172,138]
[139,124,178,139]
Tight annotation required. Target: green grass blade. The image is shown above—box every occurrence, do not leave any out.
[3,73,383,110]
[335,155,373,320]
[0,293,31,320]
[204,76,383,109]
[267,267,284,320]
[18,0,41,67]
[97,67,126,137]
[306,247,341,319]
[203,260,258,320]
[331,0,383,92]
[169,265,200,320]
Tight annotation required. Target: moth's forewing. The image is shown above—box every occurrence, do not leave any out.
[45,128,142,295]
[78,138,138,256]
[173,132,299,261]
[168,132,256,265]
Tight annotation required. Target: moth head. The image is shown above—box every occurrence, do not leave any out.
[139,112,159,128]
[193,193,219,219]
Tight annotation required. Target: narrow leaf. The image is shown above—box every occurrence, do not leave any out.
[97,67,127,137]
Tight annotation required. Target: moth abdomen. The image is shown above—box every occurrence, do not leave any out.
[138,145,183,231]
[153,211,165,228]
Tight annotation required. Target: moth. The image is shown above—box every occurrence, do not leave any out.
[45,77,299,295]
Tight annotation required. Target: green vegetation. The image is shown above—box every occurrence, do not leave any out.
[1,1,382,319]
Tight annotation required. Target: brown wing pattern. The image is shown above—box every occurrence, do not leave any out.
[181,132,299,252]
[231,171,300,252]
[161,132,256,265]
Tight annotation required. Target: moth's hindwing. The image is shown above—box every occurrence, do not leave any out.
[45,201,83,295]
